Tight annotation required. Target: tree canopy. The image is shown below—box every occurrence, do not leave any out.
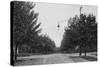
[61,14,97,53]
[13,1,41,47]
[12,1,56,56]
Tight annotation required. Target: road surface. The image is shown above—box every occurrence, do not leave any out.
[15,52,97,66]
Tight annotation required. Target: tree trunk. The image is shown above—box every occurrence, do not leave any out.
[79,45,82,56]
[15,45,18,62]
[85,50,86,56]
[84,45,87,56]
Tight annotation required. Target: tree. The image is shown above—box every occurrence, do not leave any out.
[12,1,41,62]
[39,34,56,54]
[61,14,97,56]
[61,15,80,53]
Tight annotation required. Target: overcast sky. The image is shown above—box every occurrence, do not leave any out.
[34,2,97,47]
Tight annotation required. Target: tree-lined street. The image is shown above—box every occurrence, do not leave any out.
[11,1,97,66]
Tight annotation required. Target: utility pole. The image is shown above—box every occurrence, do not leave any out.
[79,6,82,56]
[80,6,82,16]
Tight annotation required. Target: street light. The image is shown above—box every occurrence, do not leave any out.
[57,23,60,29]
[57,20,67,30]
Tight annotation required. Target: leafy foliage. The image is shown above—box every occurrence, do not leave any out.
[38,35,56,53]
[12,1,56,57]
[13,1,41,47]
[61,14,97,53]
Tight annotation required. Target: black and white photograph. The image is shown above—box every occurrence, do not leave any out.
[11,1,97,66]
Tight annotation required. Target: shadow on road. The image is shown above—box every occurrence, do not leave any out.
[69,56,97,62]
[80,56,97,61]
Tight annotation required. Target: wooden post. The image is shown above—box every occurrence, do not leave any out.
[79,6,83,56]
[79,45,81,56]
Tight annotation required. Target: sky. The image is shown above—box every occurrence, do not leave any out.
[34,2,97,47]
